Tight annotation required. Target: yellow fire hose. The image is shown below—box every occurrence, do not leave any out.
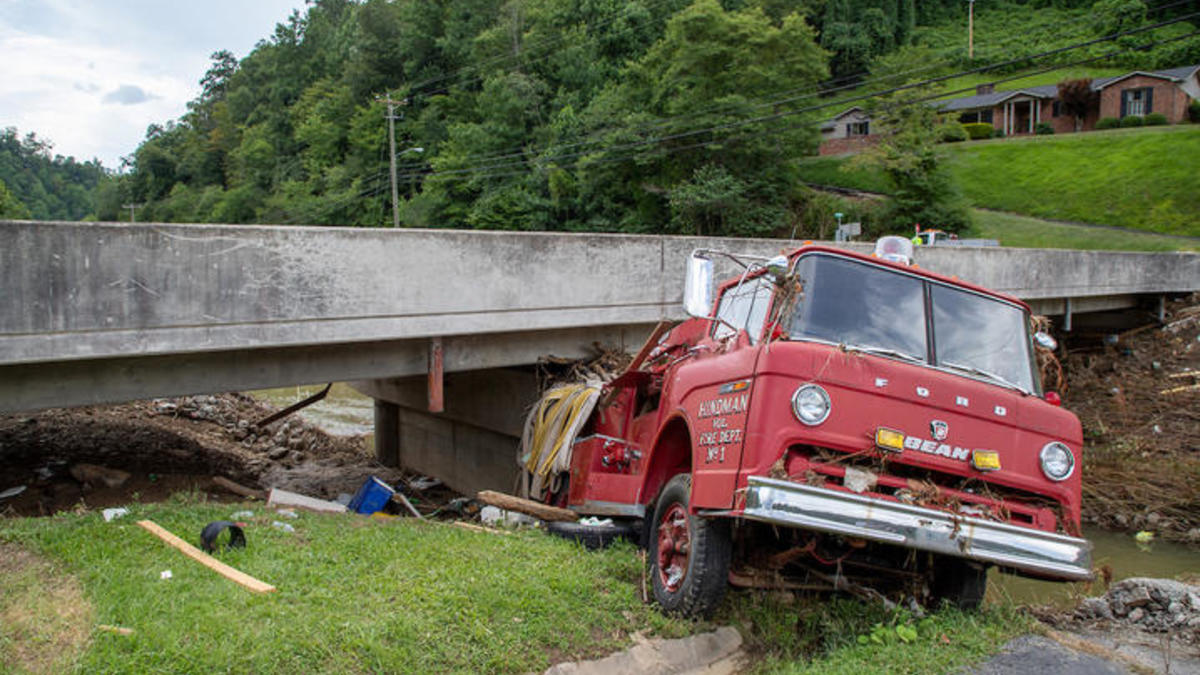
[519,383,601,499]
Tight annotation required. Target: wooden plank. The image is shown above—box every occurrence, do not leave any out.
[476,490,579,522]
[136,520,276,594]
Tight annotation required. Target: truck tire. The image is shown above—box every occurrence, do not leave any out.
[545,519,639,550]
[931,558,988,610]
[648,473,732,618]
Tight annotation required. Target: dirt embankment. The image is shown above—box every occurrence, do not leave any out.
[0,393,409,517]
[1059,293,1200,544]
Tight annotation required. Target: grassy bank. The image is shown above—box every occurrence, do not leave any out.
[0,497,1030,673]
[798,126,1200,238]
[970,210,1199,252]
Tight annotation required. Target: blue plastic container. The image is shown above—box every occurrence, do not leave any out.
[348,475,395,515]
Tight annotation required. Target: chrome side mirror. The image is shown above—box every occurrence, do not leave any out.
[1034,331,1057,351]
[683,251,714,318]
[765,254,790,282]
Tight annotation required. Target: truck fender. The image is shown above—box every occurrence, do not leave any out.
[638,412,693,508]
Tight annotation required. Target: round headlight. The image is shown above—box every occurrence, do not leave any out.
[792,384,831,426]
[1039,441,1075,481]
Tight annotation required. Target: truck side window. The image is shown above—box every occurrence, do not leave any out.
[713,277,773,343]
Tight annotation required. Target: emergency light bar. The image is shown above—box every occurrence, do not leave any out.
[874,236,914,265]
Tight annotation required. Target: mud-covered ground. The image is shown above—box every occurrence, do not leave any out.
[0,393,453,517]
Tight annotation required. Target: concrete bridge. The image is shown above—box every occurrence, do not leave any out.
[3,220,1198,494]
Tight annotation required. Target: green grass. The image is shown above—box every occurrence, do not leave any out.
[0,497,688,673]
[970,209,1198,252]
[799,125,1200,239]
[1,499,1032,673]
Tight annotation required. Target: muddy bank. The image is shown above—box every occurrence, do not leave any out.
[0,393,420,517]
[1060,293,1200,544]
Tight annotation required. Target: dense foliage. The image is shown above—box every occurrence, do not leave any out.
[0,128,108,220]
[7,0,1197,236]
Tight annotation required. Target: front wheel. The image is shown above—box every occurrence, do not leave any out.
[648,473,732,618]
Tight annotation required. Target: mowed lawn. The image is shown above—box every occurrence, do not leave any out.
[798,125,1200,238]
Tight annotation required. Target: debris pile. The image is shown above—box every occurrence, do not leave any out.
[1061,293,1200,543]
[1072,577,1200,642]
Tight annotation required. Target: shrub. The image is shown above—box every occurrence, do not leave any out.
[1120,115,1145,128]
[1189,99,1200,123]
[992,128,1005,139]
[1096,117,1121,130]
[941,123,968,143]
[1035,122,1055,135]
[962,122,994,140]
[1143,112,1168,126]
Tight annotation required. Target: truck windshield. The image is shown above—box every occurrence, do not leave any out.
[785,254,1037,393]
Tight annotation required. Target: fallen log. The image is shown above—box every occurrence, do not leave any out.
[212,476,265,500]
[476,490,579,522]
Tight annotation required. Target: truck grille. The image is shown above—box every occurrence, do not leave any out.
[782,445,1065,533]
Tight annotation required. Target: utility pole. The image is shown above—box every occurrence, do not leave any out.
[376,94,406,228]
[967,0,975,60]
[122,202,143,223]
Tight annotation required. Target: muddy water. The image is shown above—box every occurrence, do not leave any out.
[250,383,375,438]
[249,385,1199,604]
[988,526,1200,607]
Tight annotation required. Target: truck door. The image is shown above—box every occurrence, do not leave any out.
[687,275,774,508]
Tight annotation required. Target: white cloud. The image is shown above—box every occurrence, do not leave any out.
[0,1,305,167]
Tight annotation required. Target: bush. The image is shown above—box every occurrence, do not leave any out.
[1096,117,1121,130]
[941,123,968,143]
[962,122,994,140]
[1120,115,1145,128]
[1035,122,1055,135]
[992,128,1005,139]
[1144,112,1168,126]
[1189,100,1200,123]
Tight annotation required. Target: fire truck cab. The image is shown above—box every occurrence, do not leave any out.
[542,237,1091,617]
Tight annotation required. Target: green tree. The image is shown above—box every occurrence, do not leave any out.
[0,178,31,218]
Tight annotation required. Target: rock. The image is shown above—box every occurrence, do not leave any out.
[233,428,249,441]
[287,450,304,463]
[268,446,289,461]
[1114,513,1129,528]
[1124,585,1152,608]
[1076,597,1112,620]
[1127,608,1145,623]
[1187,528,1200,543]
[69,463,131,488]
[287,435,304,450]
[1145,512,1161,527]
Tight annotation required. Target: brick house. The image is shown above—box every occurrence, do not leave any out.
[817,64,1199,153]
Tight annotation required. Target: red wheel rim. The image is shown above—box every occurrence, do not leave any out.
[656,503,690,592]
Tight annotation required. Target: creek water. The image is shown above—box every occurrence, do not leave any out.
[249,383,1200,605]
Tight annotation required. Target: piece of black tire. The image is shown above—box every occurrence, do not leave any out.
[200,520,247,553]
[931,557,988,610]
[648,473,732,618]
[545,519,638,550]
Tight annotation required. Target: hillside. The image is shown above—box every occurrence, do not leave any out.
[0,128,108,221]
[103,0,1199,238]
[797,125,1200,238]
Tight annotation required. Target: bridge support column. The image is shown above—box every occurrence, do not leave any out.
[374,398,400,467]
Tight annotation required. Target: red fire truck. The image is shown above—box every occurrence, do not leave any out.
[534,237,1091,617]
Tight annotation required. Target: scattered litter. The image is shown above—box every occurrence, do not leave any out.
[160,570,173,580]
[347,476,394,515]
[200,521,247,553]
[843,467,878,494]
[1153,425,1162,434]
[0,485,27,500]
[476,490,578,522]
[480,505,503,525]
[266,487,346,514]
[97,624,134,636]
[102,507,129,522]
[407,476,442,491]
[392,491,424,519]
[579,517,614,527]
[1134,530,1155,552]
[137,519,276,593]
[274,508,298,519]
[230,510,255,519]
[271,521,295,533]
[369,512,398,520]
[334,493,353,506]
[34,466,54,480]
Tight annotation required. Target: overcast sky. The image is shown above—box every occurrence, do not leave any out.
[1,0,307,169]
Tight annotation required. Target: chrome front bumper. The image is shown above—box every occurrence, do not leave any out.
[741,476,1092,581]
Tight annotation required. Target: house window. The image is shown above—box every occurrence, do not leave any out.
[1052,100,1061,117]
[1121,87,1153,117]
[963,110,994,124]
[847,121,870,137]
